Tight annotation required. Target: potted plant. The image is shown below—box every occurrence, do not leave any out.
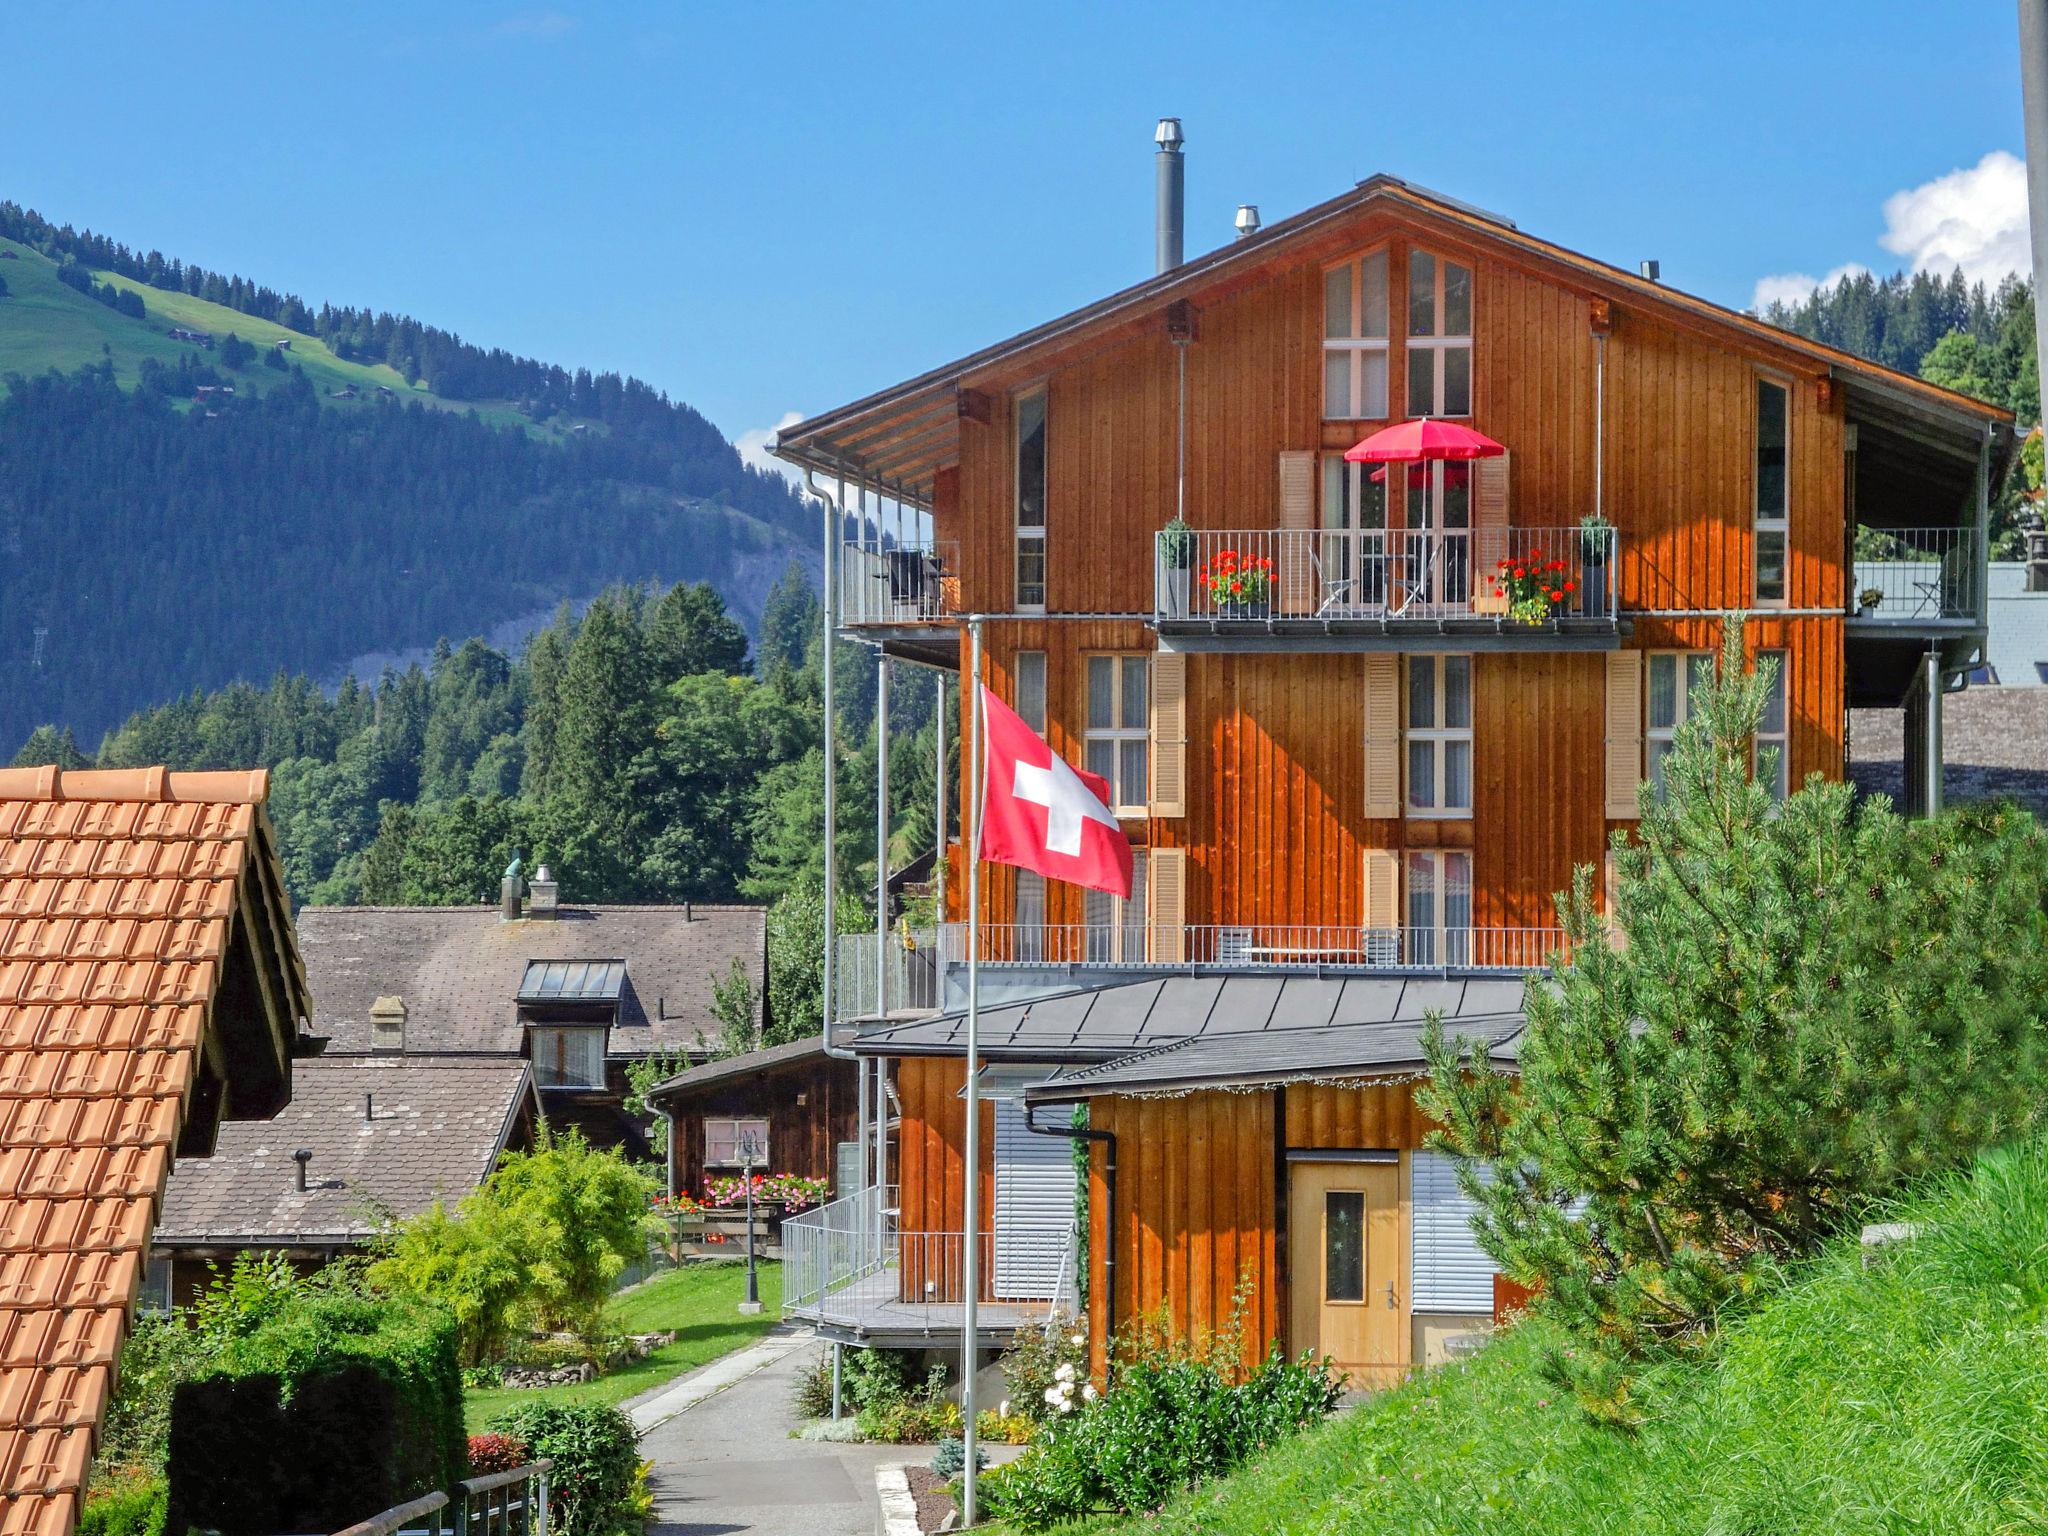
[1158,518,1194,616]
[1491,548,1575,627]
[1198,547,1274,619]
[1857,586,1883,618]
[1577,514,1613,616]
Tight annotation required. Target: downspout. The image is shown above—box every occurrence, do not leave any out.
[809,467,856,1076]
[1025,1099,1116,1344]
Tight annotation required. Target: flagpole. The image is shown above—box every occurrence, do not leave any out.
[962,615,984,1527]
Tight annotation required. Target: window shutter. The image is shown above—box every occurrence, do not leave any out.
[1472,450,1511,614]
[1363,848,1400,931]
[1148,847,1186,963]
[1278,450,1316,614]
[1604,652,1643,819]
[1362,653,1400,818]
[1149,650,1187,818]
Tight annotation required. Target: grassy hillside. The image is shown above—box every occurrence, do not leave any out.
[0,236,570,435]
[1067,1144,2048,1535]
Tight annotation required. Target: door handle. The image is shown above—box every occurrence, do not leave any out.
[1385,1281,1397,1310]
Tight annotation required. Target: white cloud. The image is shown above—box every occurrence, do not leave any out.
[735,411,806,488]
[1878,149,2030,287]
[1750,262,1873,313]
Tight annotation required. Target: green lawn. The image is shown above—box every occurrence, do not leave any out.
[1044,1143,2048,1536]
[464,1261,784,1431]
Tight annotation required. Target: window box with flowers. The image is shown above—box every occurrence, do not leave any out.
[1491,548,1577,626]
[1199,547,1275,619]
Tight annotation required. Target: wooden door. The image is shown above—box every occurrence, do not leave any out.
[1288,1160,1404,1387]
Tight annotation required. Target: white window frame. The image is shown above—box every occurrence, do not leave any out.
[1755,648,1789,801]
[1405,250,1474,419]
[1084,653,1150,816]
[705,1116,771,1168]
[1404,849,1473,967]
[1015,388,1048,612]
[1084,847,1150,962]
[1322,249,1391,421]
[1645,650,1713,799]
[1014,869,1046,961]
[1753,376,1790,606]
[1404,654,1473,819]
[529,1025,607,1089]
[1014,650,1047,733]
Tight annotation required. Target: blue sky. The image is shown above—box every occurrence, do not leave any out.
[0,2,2029,465]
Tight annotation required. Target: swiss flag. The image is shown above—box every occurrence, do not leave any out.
[977,685,1134,900]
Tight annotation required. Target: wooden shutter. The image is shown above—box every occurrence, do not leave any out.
[1604,652,1643,820]
[1472,450,1511,614]
[1149,650,1186,818]
[1363,849,1400,930]
[1363,653,1401,818]
[1278,450,1316,615]
[1148,847,1186,963]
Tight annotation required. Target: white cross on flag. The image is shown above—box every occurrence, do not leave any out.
[976,684,1134,899]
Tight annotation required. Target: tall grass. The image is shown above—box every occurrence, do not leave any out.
[1077,1142,2048,1535]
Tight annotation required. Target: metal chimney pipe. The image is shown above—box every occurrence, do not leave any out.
[1639,260,1661,282]
[293,1148,313,1191]
[1234,204,1261,240]
[364,1093,373,1123]
[2020,2,2048,417]
[1155,118,1185,274]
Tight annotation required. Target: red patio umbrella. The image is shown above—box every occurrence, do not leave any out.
[1344,419,1506,463]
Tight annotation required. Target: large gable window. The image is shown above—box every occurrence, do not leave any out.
[1754,378,1789,604]
[1406,251,1473,418]
[1323,250,1390,419]
[530,1025,606,1089]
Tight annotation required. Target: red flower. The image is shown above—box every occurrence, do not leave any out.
[1513,568,1526,579]
[1563,580,1576,593]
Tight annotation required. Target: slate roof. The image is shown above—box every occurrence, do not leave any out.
[851,975,1526,1061]
[154,1056,534,1247]
[295,905,765,1056]
[1848,685,2048,819]
[0,766,308,1536]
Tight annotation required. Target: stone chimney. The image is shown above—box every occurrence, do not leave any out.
[528,864,560,919]
[369,995,407,1054]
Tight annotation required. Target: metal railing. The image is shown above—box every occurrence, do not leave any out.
[783,1182,895,1317]
[1852,528,1981,620]
[332,1462,551,1536]
[839,538,963,626]
[835,927,944,1019]
[1156,526,1617,625]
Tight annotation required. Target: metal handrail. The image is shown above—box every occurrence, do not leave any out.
[1852,528,1981,620]
[838,539,963,626]
[334,1493,449,1536]
[332,1461,554,1536]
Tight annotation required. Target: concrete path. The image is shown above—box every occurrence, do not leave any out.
[640,1332,922,1536]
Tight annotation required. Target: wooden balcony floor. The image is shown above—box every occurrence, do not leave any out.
[787,1266,1060,1346]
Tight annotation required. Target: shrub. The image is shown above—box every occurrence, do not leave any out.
[790,1349,836,1420]
[466,1432,529,1475]
[165,1290,465,1536]
[976,1408,1038,1445]
[999,1315,1090,1427]
[77,1473,167,1536]
[93,1312,210,1480]
[930,1436,987,1479]
[488,1402,640,1536]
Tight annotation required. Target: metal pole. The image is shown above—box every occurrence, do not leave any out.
[2019,1,2048,409]
[876,653,891,1017]
[935,680,949,922]
[961,617,985,1528]
[831,1340,844,1420]
[740,1137,761,1313]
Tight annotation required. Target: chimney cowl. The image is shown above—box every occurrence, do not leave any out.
[1639,259,1661,282]
[293,1147,313,1192]
[369,995,407,1054]
[529,864,560,919]
[1234,204,1261,240]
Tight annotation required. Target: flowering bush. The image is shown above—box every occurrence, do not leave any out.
[999,1315,1092,1426]
[649,1191,702,1215]
[1198,548,1274,609]
[465,1432,529,1475]
[700,1172,830,1210]
[1492,548,1576,626]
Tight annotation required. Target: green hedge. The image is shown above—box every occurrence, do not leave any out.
[487,1402,639,1536]
[166,1292,464,1536]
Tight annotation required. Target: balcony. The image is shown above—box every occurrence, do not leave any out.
[782,1184,1078,1345]
[836,921,1566,1022]
[1154,526,1620,651]
[1851,527,1983,627]
[837,539,963,627]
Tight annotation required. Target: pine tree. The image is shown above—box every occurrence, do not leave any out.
[1422,617,2048,1420]
[645,580,750,680]
[545,591,655,897]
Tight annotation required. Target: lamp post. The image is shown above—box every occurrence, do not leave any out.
[737,1129,764,1315]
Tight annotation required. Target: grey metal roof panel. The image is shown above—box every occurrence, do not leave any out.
[517,958,626,1003]
[1393,979,1473,1020]
[1205,976,1286,1034]
[1270,978,1346,1031]
[1151,975,1227,1032]
[1072,979,1167,1044]
[1333,978,1408,1023]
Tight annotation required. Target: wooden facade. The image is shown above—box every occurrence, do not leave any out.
[652,1048,859,1199]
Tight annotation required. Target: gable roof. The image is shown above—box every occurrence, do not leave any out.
[295,905,764,1056]
[0,766,308,1536]
[154,1056,535,1249]
[642,1036,829,1105]
[773,174,2012,510]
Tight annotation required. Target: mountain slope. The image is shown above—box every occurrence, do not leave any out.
[0,217,815,753]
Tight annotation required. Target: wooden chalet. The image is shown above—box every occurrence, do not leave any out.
[769,136,2016,1385]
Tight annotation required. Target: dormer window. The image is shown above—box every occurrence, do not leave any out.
[1406,251,1473,418]
[517,958,624,1090]
[531,1026,607,1089]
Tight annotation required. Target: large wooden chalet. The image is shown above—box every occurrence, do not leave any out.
[768,137,2016,1386]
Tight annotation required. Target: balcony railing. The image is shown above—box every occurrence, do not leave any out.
[838,539,962,627]
[1156,526,1617,627]
[835,922,1563,1019]
[1852,528,1981,622]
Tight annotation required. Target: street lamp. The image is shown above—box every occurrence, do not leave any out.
[737,1128,764,1315]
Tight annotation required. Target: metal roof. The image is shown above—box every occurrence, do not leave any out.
[516,958,627,1004]
[851,974,1527,1062]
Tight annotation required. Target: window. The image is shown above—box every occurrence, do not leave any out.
[1014,869,1046,961]
[1406,251,1473,418]
[1015,390,1047,610]
[1754,378,1788,604]
[530,1025,607,1088]
[1084,654,1150,815]
[1405,655,1472,817]
[1411,1151,1497,1313]
[1323,251,1390,419]
[138,1256,172,1314]
[1646,651,1713,798]
[705,1117,771,1168]
[1324,1190,1366,1302]
[1405,850,1473,966]
[1084,847,1149,962]
[1321,455,1390,608]
[1755,649,1788,800]
[1014,651,1047,733]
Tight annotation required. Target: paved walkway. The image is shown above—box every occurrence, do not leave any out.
[640,1330,921,1536]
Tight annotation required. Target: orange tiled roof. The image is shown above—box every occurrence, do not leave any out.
[0,767,306,1536]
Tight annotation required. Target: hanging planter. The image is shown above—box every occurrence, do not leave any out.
[1199,547,1274,619]
[1491,549,1576,626]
